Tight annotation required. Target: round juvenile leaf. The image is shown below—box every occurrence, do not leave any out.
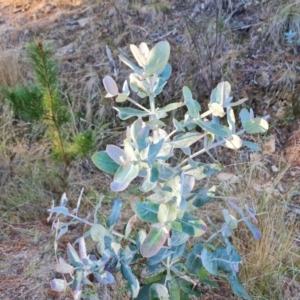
[144,41,170,77]
[111,162,139,192]
[92,151,119,175]
[130,44,146,67]
[103,75,118,97]
[121,262,140,298]
[208,103,225,117]
[158,202,178,223]
[183,86,201,118]
[225,134,242,150]
[116,93,128,102]
[140,227,169,258]
[106,145,129,166]
[131,199,159,223]
[149,283,170,300]
[55,263,74,274]
[222,209,238,229]
[201,247,218,275]
[50,278,67,292]
[243,118,269,134]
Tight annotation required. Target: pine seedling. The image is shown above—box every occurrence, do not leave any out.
[1,40,96,177]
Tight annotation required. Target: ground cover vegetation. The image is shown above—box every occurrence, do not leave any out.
[0,0,300,299]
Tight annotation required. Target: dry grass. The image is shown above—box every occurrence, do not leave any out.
[208,155,300,299]
[0,43,24,87]
[263,0,300,46]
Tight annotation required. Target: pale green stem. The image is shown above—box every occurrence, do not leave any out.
[127,96,151,113]
[200,110,212,119]
[177,129,245,169]
[66,214,137,244]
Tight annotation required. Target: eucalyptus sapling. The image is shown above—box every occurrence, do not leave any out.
[49,41,268,300]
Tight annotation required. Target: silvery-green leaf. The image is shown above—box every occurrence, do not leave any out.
[111,162,139,192]
[153,78,168,96]
[147,139,164,166]
[48,206,69,216]
[137,127,151,152]
[94,270,114,285]
[171,243,185,263]
[140,227,169,258]
[71,270,83,300]
[106,145,129,165]
[239,108,251,126]
[139,42,149,58]
[157,102,184,113]
[188,186,216,208]
[169,229,189,247]
[173,118,185,132]
[201,247,218,275]
[186,246,203,274]
[184,163,222,181]
[146,119,166,128]
[136,229,147,248]
[106,198,123,229]
[224,134,242,149]
[50,278,67,292]
[158,163,174,180]
[140,166,159,193]
[183,86,201,118]
[228,200,261,240]
[210,81,231,105]
[131,198,159,223]
[170,211,207,237]
[147,247,172,266]
[78,237,87,260]
[67,243,83,268]
[130,73,150,94]
[167,276,180,300]
[181,174,195,197]
[243,118,269,134]
[227,274,252,300]
[214,247,241,273]
[103,75,118,97]
[144,41,170,77]
[158,63,172,81]
[158,201,178,223]
[114,107,150,120]
[181,147,191,155]
[116,93,128,102]
[227,107,236,133]
[124,139,137,161]
[130,119,148,144]
[121,261,140,298]
[90,224,114,249]
[119,54,143,75]
[92,151,119,175]
[169,132,203,148]
[195,120,231,137]
[130,44,146,67]
[208,102,225,117]
[223,97,248,108]
[122,79,129,94]
[55,262,74,274]
[222,209,238,229]
[242,141,261,151]
[138,91,148,98]
[149,283,170,300]
[56,225,68,241]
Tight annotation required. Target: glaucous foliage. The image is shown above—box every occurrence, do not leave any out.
[49,41,268,300]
